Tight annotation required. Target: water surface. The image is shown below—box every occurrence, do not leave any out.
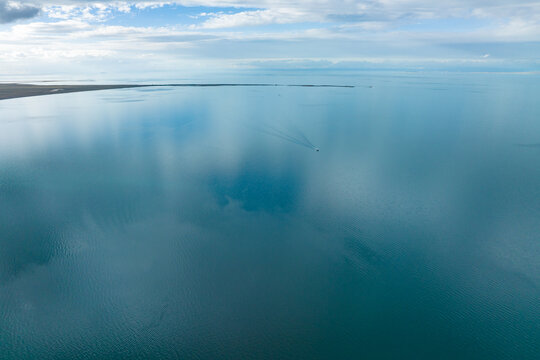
[1,74,539,359]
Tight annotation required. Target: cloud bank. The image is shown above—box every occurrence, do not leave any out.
[0,1,539,77]
[0,1,40,23]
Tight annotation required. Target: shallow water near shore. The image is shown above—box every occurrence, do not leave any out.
[1,73,539,359]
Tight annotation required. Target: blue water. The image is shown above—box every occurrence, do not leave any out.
[1,74,539,359]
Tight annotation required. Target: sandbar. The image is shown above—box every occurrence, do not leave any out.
[0,83,146,101]
[0,83,355,101]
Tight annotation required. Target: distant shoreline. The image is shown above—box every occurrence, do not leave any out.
[0,83,354,101]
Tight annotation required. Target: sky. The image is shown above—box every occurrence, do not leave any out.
[0,1,539,79]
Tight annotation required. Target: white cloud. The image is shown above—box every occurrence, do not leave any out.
[10,1,540,24]
[134,1,171,10]
[43,3,134,21]
[194,8,315,29]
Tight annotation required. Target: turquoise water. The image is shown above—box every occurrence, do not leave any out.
[1,74,539,359]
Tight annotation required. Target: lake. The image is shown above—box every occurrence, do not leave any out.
[1,73,539,359]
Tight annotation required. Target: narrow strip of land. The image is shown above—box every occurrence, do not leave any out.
[0,84,146,101]
[0,83,354,101]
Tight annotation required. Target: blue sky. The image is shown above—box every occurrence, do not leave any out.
[0,1,539,78]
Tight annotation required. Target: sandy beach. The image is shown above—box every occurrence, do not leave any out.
[0,83,145,101]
